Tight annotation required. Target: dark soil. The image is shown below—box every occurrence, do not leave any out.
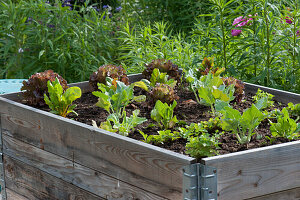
[30,85,295,159]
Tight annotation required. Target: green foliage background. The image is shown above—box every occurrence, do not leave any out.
[0,0,299,93]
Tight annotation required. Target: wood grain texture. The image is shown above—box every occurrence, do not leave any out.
[247,187,300,200]
[4,156,103,200]
[6,188,29,200]
[0,96,193,199]
[3,135,167,200]
[202,141,300,200]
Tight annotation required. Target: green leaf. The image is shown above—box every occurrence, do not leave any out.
[254,97,268,110]
[64,86,82,104]
[39,50,45,59]
[94,93,111,112]
[133,80,149,91]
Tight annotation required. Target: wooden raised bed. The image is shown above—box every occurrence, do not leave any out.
[0,74,299,200]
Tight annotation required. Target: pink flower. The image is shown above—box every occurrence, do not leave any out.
[285,17,293,24]
[231,16,253,36]
[281,16,293,24]
[231,29,242,36]
[297,30,300,37]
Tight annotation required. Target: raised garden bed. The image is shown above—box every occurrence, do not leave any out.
[0,73,299,200]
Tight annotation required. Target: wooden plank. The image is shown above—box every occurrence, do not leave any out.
[6,188,29,200]
[202,141,300,200]
[4,156,103,200]
[246,187,300,200]
[0,98,193,199]
[3,134,167,200]
[244,82,300,104]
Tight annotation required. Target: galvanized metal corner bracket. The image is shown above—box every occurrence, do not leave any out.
[182,163,217,200]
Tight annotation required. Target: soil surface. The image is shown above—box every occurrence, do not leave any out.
[30,85,296,159]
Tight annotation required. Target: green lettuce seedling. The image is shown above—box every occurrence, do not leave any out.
[252,89,274,109]
[139,130,180,144]
[220,104,265,144]
[92,77,146,118]
[269,108,300,140]
[44,78,81,118]
[151,100,178,129]
[93,110,147,136]
[185,133,220,158]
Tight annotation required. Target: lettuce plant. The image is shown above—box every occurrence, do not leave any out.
[92,77,146,118]
[151,100,178,129]
[252,89,274,108]
[21,70,68,106]
[139,130,180,144]
[44,78,81,118]
[178,122,220,158]
[220,104,265,144]
[89,64,129,91]
[149,68,177,88]
[185,133,219,158]
[142,59,180,83]
[93,110,147,136]
[269,108,300,140]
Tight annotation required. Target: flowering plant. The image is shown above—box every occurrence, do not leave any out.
[231,16,253,36]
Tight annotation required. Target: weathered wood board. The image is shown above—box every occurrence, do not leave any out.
[0,95,194,199]
[247,187,300,200]
[6,188,29,200]
[202,141,300,200]
[3,134,167,200]
[4,156,103,200]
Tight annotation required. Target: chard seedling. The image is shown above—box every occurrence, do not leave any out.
[151,100,178,129]
[44,78,81,118]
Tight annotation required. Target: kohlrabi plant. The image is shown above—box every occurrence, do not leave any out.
[186,71,235,115]
[44,78,81,118]
[151,100,178,129]
[269,107,300,140]
[220,104,265,144]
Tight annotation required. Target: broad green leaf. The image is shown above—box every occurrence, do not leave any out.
[133,81,149,91]
[64,86,82,104]
[254,97,268,110]
[95,93,111,112]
